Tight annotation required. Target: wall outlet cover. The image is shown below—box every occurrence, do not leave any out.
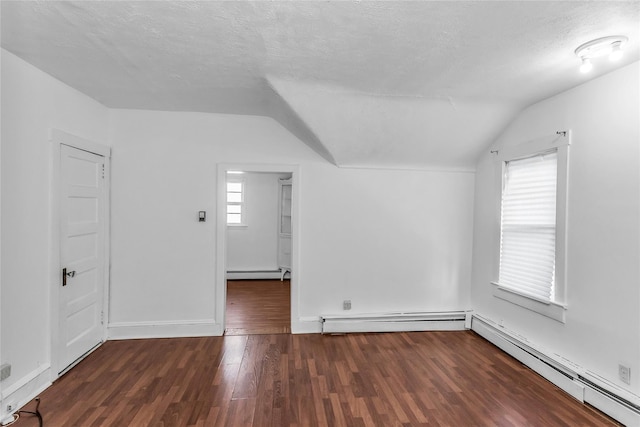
[619,364,631,385]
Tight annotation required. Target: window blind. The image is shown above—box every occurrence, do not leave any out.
[499,151,557,301]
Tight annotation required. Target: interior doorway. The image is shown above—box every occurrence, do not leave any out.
[215,164,299,336]
[58,145,106,373]
[50,130,111,378]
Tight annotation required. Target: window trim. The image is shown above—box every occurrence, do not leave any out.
[492,131,571,322]
[492,282,567,322]
[226,175,246,227]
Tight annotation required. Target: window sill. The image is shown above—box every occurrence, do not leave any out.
[491,282,567,323]
[227,224,248,228]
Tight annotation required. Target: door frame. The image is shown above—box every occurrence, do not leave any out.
[216,164,300,333]
[49,129,111,380]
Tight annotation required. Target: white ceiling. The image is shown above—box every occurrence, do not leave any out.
[2,1,639,168]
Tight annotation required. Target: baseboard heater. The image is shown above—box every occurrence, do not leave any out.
[472,314,640,426]
[321,311,470,334]
[226,270,282,280]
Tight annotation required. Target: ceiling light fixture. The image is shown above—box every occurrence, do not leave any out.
[579,57,593,73]
[609,41,624,61]
[575,35,628,72]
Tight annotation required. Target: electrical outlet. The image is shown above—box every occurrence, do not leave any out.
[619,364,631,385]
[343,300,351,310]
[6,403,15,412]
[0,364,10,381]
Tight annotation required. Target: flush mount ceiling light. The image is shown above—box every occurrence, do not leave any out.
[575,35,628,73]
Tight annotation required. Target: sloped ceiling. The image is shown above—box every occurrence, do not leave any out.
[267,78,517,169]
[2,1,639,169]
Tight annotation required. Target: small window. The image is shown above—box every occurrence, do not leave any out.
[499,152,557,301]
[492,132,570,322]
[226,178,245,225]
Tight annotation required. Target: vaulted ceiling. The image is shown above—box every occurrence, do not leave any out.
[2,1,639,169]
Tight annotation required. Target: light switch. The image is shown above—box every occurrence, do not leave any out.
[198,211,206,222]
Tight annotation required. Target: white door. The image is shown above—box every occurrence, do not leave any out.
[58,144,106,373]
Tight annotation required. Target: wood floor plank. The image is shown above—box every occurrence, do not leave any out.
[225,280,291,335]
[14,331,623,426]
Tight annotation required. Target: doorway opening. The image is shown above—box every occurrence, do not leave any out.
[216,165,299,336]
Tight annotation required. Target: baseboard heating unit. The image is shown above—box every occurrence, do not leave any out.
[226,270,282,280]
[321,311,471,334]
[471,314,640,426]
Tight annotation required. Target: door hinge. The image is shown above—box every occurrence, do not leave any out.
[101,164,105,179]
[100,311,104,325]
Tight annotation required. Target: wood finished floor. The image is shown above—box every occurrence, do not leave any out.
[225,280,291,336]
[16,331,619,427]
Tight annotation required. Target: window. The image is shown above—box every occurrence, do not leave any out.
[492,133,570,322]
[226,177,245,225]
[499,152,557,300]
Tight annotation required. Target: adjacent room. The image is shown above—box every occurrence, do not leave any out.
[225,170,293,335]
[1,1,638,426]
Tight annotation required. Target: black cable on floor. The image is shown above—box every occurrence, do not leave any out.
[20,397,43,427]
[6,397,43,427]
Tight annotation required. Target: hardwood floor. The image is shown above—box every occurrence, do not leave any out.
[225,280,291,335]
[15,331,619,426]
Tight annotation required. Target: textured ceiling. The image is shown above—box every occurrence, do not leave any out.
[2,1,639,168]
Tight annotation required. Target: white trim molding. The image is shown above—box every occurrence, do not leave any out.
[496,130,571,162]
[49,129,111,158]
[0,364,51,424]
[216,164,301,336]
[292,317,324,334]
[107,320,222,340]
[492,282,567,323]
[492,130,571,318]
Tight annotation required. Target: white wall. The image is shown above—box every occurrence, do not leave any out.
[108,109,475,334]
[227,172,291,273]
[300,164,474,317]
[470,61,640,395]
[0,50,109,412]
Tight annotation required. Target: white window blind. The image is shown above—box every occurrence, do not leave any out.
[499,151,558,302]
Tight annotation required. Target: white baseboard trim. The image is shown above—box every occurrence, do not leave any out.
[108,319,223,340]
[292,317,323,334]
[227,270,282,280]
[0,364,51,423]
[472,314,640,426]
[321,311,469,334]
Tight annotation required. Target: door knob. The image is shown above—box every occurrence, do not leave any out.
[62,268,76,286]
